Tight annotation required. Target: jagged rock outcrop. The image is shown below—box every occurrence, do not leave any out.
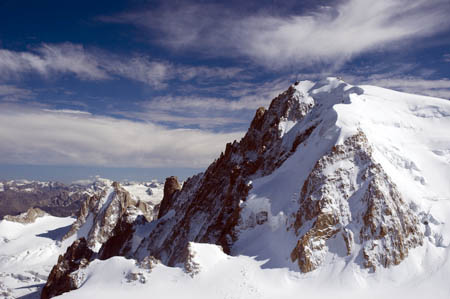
[62,191,106,241]
[41,182,158,298]
[158,176,182,219]
[291,131,424,272]
[41,238,94,299]
[236,83,316,177]
[99,206,149,260]
[3,207,48,224]
[63,182,155,251]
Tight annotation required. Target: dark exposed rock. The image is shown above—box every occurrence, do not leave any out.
[99,207,149,260]
[256,211,268,225]
[158,176,181,219]
[41,238,94,299]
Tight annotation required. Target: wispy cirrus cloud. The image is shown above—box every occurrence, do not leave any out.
[106,0,450,69]
[0,43,244,89]
[0,84,34,101]
[0,43,108,80]
[0,103,244,168]
[101,56,172,89]
[113,95,255,130]
[176,65,244,82]
[113,77,293,130]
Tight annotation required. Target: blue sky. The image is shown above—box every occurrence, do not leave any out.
[0,0,449,183]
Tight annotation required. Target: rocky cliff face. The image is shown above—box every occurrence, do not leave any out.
[63,182,155,251]
[99,206,150,260]
[41,238,94,299]
[158,176,182,219]
[291,131,423,272]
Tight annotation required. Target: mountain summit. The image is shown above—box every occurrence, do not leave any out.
[41,77,450,298]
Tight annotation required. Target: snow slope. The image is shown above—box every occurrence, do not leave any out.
[57,242,450,299]
[0,215,75,298]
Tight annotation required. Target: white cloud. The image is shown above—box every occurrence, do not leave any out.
[0,43,244,88]
[0,104,244,168]
[113,77,292,129]
[145,95,264,112]
[176,66,244,82]
[0,43,170,87]
[41,108,92,115]
[0,43,108,80]
[114,95,253,130]
[119,109,247,130]
[113,0,450,69]
[0,85,33,101]
[102,56,172,89]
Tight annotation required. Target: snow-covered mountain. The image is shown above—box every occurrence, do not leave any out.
[2,77,450,298]
[133,77,448,273]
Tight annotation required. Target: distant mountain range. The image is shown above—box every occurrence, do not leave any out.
[0,179,163,219]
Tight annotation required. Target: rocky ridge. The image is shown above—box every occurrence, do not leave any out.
[136,83,317,265]
[63,181,156,251]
